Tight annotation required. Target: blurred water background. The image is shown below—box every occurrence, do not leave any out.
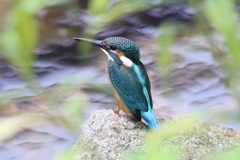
[1,0,240,159]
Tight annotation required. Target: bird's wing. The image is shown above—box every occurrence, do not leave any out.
[108,61,152,112]
[138,61,153,108]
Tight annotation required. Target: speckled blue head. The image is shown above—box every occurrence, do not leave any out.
[102,37,140,62]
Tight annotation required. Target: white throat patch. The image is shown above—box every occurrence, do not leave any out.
[100,48,114,61]
[120,56,133,67]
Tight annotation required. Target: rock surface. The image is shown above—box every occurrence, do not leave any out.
[73,109,240,160]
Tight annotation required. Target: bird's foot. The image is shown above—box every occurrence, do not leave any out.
[113,109,120,117]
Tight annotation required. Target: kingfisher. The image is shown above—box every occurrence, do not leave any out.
[74,37,159,129]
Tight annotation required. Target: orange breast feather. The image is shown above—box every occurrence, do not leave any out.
[112,87,131,114]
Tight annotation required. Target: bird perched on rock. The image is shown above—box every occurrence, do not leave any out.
[74,37,159,129]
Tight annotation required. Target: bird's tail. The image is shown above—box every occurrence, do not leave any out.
[141,109,160,130]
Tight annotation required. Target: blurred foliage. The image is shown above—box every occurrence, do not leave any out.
[0,0,60,79]
[0,114,37,141]
[0,0,87,153]
[189,0,240,99]
[1,3,37,79]
[52,81,88,129]
[204,0,240,97]
[156,22,177,70]
[133,117,197,160]
[53,148,76,160]
[87,0,166,31]
[211,145,240,160]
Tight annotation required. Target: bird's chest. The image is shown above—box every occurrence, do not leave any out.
[107,60,135,78]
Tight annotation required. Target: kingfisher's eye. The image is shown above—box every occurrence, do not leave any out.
[110,45,117,50]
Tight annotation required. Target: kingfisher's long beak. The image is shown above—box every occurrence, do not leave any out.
[73,37,104,48]
[74,37,113,61]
